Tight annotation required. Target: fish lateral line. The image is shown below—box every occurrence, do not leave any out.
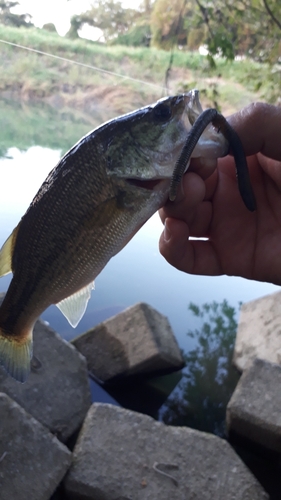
[169,108,257,212]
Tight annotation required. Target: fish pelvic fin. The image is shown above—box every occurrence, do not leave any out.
[0,330,33,383]
[0,225,19,277]
[56,281,95,328]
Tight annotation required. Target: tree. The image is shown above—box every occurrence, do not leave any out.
[42,23,58,34]
[161,301,241,437]
[192,0,281,62]
[141,0,154,16]
[66,15,84,39]
[150,0,281,63]
[113,22,151,47]
[151,0,195,50]
[0,1,33,28]
[70,0,140,42]
[112,0,154,47]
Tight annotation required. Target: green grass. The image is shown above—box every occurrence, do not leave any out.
[0,23,276,109]
[0,23,279,157]
[0,25,196,83]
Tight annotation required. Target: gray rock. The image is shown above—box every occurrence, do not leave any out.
[0,392,71,500]
[234,291,281,372]
[64,403,268,500]
[0,318,91,442]
[72,302,184,382]
[227,358,281,453]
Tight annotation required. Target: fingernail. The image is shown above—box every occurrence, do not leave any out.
[164,220,171,242]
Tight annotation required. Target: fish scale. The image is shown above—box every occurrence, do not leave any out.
[0,92,230,382]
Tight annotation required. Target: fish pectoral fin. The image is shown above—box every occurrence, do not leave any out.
[0,330,33,383]
[0,225,19,277]
[56,281,95,328]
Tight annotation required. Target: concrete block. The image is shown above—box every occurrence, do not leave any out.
[72,302,184,382]
[64,403,268,500]
[227,358,281,453]
[234,291,281,372]
[0,392,71,500]
[0,318,91,442]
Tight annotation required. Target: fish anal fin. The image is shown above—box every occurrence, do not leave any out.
[56,281,95,328]
[0,225,19,277]
[0,331,33,383]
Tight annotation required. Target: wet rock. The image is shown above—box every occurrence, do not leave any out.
[0,317,91,442]
[0,392,71,500]
[64,403,268,500]
[234,291,281,372]
[72,302,184,382]
[227,358,281,453]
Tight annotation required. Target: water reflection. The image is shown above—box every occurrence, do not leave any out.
[0,98,116,158]
[161,301,240,437]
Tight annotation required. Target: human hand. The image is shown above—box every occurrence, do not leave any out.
[159,102,281,285]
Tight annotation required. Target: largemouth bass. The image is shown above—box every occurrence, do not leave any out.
[0,91,229,382]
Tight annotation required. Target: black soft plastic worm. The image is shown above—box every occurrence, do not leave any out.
[169,108,256,212]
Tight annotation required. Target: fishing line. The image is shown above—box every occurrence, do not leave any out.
[0,38,166,92]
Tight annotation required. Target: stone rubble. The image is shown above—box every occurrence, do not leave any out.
[64,403,268,500]
[72,302,184,382]
[233,290,281,372]
[0,392,71,500]
[0,297,273,499]
[227,358,281,453]
[229,291,281,460]
[0,318,92,442]
[0,292,91,442]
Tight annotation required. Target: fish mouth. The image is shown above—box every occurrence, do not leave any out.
[126,178,166,191]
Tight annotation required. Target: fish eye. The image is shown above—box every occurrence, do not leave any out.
[153,103,172,121]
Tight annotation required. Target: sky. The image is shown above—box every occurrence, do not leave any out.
[14,0,141,37]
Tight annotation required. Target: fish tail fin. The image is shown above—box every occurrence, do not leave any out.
[0,330,33,383]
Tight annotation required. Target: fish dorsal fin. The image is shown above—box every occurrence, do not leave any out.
[0,225,19,277]
[56,281,95,328]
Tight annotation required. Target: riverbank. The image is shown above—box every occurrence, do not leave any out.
[0,24,266,115]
